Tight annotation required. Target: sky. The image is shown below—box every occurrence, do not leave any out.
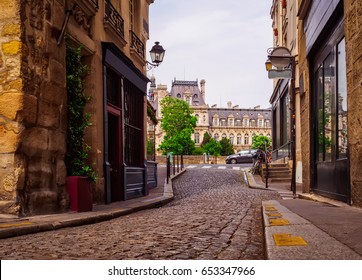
[147,0,274,109]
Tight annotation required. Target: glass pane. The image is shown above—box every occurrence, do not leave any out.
[323,53,336,162]
[337,38,348,159]
[316,66,324,162]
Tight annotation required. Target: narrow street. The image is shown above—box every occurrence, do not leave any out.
[0,169,280,260]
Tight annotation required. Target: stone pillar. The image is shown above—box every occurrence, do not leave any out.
[297,12,312,194]
[345,0,362,207]
[0,0,68,216]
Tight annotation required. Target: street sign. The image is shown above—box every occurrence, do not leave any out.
[268,69,292,79]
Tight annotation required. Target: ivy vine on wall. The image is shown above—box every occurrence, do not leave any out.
[65,39,96,182]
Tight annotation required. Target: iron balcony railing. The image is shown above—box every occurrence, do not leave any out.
[130,30,145,58]
[104,0,125,38]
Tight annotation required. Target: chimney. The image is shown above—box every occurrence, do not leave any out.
[254,105,261,109]
[200,79,205,100]
[227,101,232,108]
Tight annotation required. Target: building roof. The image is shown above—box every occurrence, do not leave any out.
[170,79,206,106]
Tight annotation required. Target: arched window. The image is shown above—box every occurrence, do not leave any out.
[237,134,242,145]
[230,134,234,144]
[243,115,249,127]
[222,133,227,139]
[213,115,219,126]
[176,93,181,98]
[214,133,219,141]
[244,134,249,145]
[185,96,190,104]
[194,132,200,144]
[195,114,199,124]
[250,120,256,127]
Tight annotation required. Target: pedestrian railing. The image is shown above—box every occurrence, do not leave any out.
[166,154,184,184]
[271,142,291,161]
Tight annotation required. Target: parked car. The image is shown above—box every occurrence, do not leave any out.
[225,149,257,164]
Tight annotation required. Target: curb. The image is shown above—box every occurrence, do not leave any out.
[262,200,362,260]
[0,170,184,239]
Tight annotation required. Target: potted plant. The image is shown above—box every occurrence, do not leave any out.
[65,39,96,212]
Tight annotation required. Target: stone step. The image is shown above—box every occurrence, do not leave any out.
[270,178,292,183]
[267,173,292,179]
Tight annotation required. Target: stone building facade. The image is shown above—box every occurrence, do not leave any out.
[0,0,155,216]
[270,0,362,207]
[149,77,272,154]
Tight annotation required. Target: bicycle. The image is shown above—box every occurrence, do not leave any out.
[250,158,261,175]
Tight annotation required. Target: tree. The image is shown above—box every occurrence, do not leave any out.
[159,96,197,155]
[203,138,222,156]
[219,137,234,156]
[201,132,211,147]
[251,135,271,151]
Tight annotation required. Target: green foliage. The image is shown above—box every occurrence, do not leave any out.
[219,137,235,156]
[65,40,96,182]
[193,146,204,155]
[251,135,271,151]
[159,97,197,155]
[202,138,222,156]
[201,132,211,147]
[147,139,155,157]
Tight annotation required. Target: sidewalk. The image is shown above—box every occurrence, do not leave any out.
[243,168,362,260]
[0,167,184,239]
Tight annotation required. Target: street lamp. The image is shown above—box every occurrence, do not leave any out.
[147,41,166,70]
[266,46,297,198]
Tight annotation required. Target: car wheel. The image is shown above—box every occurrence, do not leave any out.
[230,159,237,164]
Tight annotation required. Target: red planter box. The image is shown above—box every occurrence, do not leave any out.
[67,176,93,212]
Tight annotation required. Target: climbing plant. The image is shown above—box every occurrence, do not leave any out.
[65,39,96,182]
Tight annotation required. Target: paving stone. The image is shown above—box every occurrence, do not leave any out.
[0,169,280,259]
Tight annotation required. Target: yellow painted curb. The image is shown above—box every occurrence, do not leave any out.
[0,221,34,228]
[265,206,278,211]
[273,233,308,246]
[269,218,290,226]
[266,212,282,217]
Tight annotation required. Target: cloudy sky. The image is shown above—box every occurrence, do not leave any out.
[147,0,273,109]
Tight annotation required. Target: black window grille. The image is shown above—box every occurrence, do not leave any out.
[124,79,144,167]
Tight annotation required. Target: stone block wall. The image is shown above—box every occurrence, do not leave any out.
[297,18,312,194]
[345,0,362,207]
[0,0,68,216]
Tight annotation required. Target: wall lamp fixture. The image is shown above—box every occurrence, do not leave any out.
[147,41,166,71]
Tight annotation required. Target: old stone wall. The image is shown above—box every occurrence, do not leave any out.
[297,13,312,194]
[0,0,68,216]
[0,0,23,214]
[345,0,362,207]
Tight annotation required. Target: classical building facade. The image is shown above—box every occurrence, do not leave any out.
[149,77,272,154]
[0,0,155,216]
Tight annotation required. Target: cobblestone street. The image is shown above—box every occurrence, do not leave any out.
[0,169,280,260]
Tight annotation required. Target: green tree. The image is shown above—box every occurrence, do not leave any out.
[159,96,197,155]
[251,135,271,151]
[203,138,222,156]
[201,132,211,147]
[219,137,234,156]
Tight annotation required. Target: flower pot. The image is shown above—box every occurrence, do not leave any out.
[67,176,93,212]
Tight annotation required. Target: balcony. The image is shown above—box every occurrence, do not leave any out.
[104,0,126,47]
[130,30,145,65]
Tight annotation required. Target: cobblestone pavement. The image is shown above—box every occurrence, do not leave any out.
[0,169,280,260]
